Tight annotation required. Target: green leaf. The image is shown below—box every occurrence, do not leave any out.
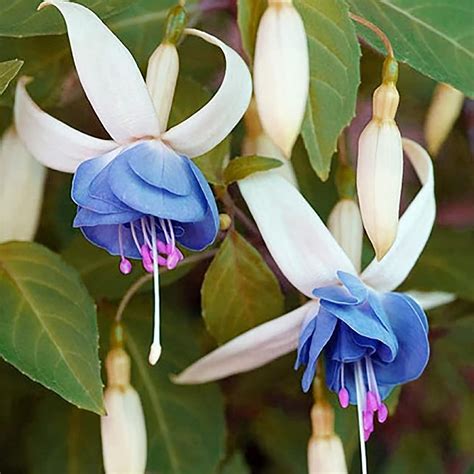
[0,242,104,414]
[237,0,266,60]
[402,229,474,301]
[0,59,23,95]
[170,75,230,185]
[117,294,226,473]
[221,452,251,474]
[202,230,284,344]
[296,0,360,180]
[27,397,102,474]
[223,155,282,184]
[348,0,474,97]
[0,0,134,37]
[62,237,195,300]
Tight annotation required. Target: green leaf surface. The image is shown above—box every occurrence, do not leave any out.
[402,229,474,301]
[237,0,266,61]
[0,242,104,414]
[27,397,102,474]
[0,0,134,37]
[0,59,23,95]
[201,230,284,344]
[348,0,474,97]
[221,452,251,474]
[296,0,361,180]
[117,295,226,473]
[223,155,282,184]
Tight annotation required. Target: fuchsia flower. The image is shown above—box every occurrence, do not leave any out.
[175,139,444,471]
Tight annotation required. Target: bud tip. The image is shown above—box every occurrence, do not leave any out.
[148,344,162,365]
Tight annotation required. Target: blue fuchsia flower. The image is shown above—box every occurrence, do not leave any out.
[14,1,252,363]
[175,139,446,467]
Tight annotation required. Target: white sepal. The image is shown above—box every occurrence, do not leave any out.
[146,43,179,133]
[328,199,363,272]
[40,0,160,143]
[0,127,46,243]
[15,78,116,173]
[424,83,464,156]
[162,28,252,158]
[404,290,455,311]
[173,300,318,384]
[101,348,147,474]
[357,119,403,260]
[239,172,356,297]
[253,2,309,157]
[361,139,435,292]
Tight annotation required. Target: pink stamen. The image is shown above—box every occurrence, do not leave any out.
[119,258,132,275]
[338,388,350,408]
[166,250,181,270]
[363,409,374,432]
[366,391,378,412]
[141,244,154,273]
[377,403,389,423]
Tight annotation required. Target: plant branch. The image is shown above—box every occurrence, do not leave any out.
[349,13,394,58]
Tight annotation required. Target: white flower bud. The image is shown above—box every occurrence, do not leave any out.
[146,42,179,132]
[253,0,309,157]
[328,199,363,272]
[101,348,147,474]
[308,401,347,474]
[357,81,403,260]
[424,83,464,156]
[242,99,298,186]
[0,127,46,243]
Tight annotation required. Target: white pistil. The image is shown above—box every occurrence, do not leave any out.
[148,216,162,365]
[355,361,368,474]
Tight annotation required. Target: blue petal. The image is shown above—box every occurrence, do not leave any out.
[72,154,133,214]
[312,285,361,305]
[81,223,144,259]
[373,292,430,385]
[178,206,218,251]
[401,293,429,332]
[74,207,142,227]
[320,299,398,362]
[298,308,337,392]
[295,316,316,369]
[108,152,208,222]
[325,323,369,362]
[337,271,369,301]
[127,141,192,196]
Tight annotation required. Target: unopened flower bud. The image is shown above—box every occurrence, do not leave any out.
[242,98,298,186]
[424,83,464,156]
[357,56,403,261]
[146,43,179,132]
[0,127,46,243]
[101,347,147,474]
[219,213,232,231]
[308,401,347,474]
[328,199,363,272]
[253,0,309,157]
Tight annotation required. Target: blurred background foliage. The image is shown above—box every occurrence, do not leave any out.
[0,0,473,473]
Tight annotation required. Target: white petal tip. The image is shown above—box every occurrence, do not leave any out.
[37,1,51,11]
[169,372,193,385]
[148,345,162,365]
[374,234,397,261]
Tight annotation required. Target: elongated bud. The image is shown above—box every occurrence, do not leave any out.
[146,6,186,132]
[242,98,298,186]
[101,345,147,474]
[328,199,363,272]
[0,127,46,243]
[424,83,464,156]
[357,56,403,261]
[253,0,309,157]
[308,401,347,474]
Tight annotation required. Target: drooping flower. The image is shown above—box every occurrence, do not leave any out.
[0,127,46,243]
[253,0,309,157]
[101,343,147,473]
[174,139,445,467]
[307,398,347,474]
[357,56,403,260]
[424,83,464,156]
[15,1,252,363]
